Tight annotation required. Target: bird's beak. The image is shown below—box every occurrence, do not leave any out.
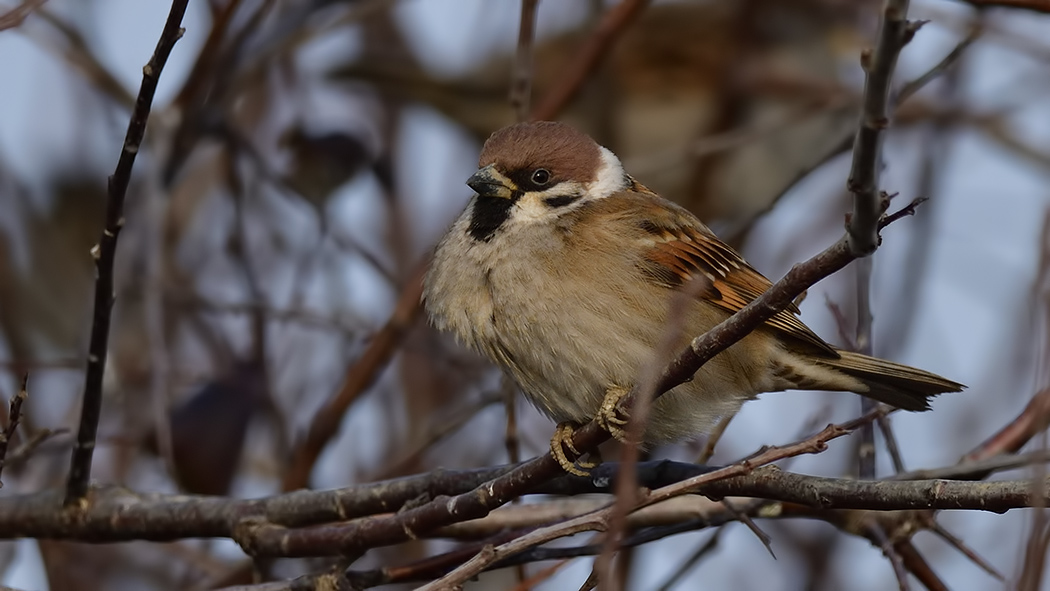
[467,164,517,199]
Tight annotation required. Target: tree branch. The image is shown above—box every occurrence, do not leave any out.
[64,0,190,507]
[846,0,917,255]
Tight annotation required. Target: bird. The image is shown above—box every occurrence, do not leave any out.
[422,121,963,475]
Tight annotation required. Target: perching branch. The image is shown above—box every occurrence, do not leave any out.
[64,0,189,507]
[0,452,1046,549]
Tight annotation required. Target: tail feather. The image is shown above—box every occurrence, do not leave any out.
[814,350,964,411]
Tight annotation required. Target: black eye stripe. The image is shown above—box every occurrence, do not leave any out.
[543,195,581,208]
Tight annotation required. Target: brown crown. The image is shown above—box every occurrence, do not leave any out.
[478,121,601,185]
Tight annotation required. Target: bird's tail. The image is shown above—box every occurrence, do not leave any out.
[812,350,964,411]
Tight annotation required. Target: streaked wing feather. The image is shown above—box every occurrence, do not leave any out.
[638,211,837,356]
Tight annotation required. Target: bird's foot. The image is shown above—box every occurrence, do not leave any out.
[550,422,599,476]
[597,386,631,443]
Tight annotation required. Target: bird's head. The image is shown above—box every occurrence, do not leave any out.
[465,121,629,242]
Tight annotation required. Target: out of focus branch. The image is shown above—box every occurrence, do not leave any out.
[510,0,539,121]
[530,0,650,121]
[0,375,27,485]
[281,264,425,491]
[953,0,1050,13]
[0,0,45,31]
[30,8,136,108]
[64,0,190,507]
[962,388,1050,465]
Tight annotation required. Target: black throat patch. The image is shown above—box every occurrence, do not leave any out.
[467,196,518,242]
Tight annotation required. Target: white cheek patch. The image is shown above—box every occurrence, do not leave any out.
[511,182,585,222]
[588,146,629,199]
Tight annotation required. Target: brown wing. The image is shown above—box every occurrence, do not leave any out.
[632,195,838,356]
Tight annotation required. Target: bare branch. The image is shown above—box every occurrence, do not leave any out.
[952,0,1050,13]
[64,0,189,507]
[846,0,917,255]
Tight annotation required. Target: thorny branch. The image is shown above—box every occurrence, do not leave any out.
[64,0,190,507]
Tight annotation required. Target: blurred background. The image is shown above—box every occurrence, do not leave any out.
[0,0,1048,589]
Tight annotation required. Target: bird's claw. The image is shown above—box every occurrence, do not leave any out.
[550,422,598,476]
[597,386,631,443]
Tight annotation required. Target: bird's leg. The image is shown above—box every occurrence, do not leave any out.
[550,422,598,476]
[597,385,631,443]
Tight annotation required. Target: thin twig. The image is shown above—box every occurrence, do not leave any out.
[64,0,190,507]
[418,510,610,591]
[877,416,907,473]
[897,27,979,104]
[0,375,28,486]
[893,449,1050,481]
[846,0,918,255]
[2,428,68,471]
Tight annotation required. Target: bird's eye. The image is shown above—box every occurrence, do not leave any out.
[531,169,551,185]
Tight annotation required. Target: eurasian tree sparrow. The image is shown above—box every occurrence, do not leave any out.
[423,121,963,475]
